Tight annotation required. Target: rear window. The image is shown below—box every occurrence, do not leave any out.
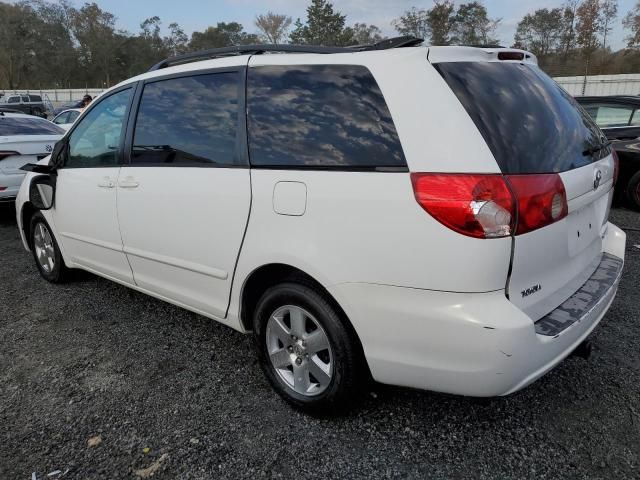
[0,116,65,136]
[435,62,605,174]
[247,65,406,169]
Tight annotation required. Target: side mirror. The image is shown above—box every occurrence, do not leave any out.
[29,175,56,210]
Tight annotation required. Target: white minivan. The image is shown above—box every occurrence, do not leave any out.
[15,38,626,411]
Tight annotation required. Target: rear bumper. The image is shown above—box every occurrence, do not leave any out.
[328,222,626,397]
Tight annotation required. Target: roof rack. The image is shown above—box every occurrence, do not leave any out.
[148,36,423,71]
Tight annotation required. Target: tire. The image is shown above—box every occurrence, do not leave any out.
[626,170,640,211]
[253,282,364,412]
[29,212,69,283]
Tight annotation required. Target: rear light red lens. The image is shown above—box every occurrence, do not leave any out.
[506,174,568,235]
[612,149,619,186]
[410,173,514,239]
[411,173,569,238]
[0,187,6,191]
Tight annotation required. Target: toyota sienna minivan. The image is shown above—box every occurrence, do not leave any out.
[16,38,626,411]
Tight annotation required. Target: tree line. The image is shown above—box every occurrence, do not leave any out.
[3,0,640,90]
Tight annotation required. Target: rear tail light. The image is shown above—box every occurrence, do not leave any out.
[411,173,568,238]
[411,174,514,238]
[0,151,19,161]
[612,149,619,186]
[0,187,6,191]
[506,174,568,235]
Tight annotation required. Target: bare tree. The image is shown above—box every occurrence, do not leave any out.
[576,0,602,75]
[600,0,618,50]
[255,12,292,44]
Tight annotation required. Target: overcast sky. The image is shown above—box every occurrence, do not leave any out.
[76,0,638,49]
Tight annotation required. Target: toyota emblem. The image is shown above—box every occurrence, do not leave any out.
[593,169,602,190]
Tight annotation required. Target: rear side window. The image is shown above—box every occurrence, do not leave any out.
[132,72,241,166]
[247,65,406,169]
[0,116,65,135]
[583,104,635,128]
[435,62,604,174]
[30,95,42,102]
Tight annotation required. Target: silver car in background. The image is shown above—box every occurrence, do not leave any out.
[0,113,64,202]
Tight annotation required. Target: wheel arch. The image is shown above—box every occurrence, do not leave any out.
[20,201,37,249]
[238,263,368,370]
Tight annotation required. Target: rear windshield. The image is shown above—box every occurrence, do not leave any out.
[435,62,605,174]
[0,116,65,136]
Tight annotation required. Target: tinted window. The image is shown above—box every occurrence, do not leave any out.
[247,65,405,168]
[67,88,131,168]
[21,96,29,102]
[436,62,604,174]
[0,116,65,135]
[132,72,240,166]
[30,95,42,102]
[7,97,19,104]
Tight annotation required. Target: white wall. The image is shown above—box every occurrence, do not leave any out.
[554,74,640,96]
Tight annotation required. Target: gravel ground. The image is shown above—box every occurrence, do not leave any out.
[0,204,639,480]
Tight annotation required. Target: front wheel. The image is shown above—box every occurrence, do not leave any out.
[253,282,364,412]
[29,212,69,283]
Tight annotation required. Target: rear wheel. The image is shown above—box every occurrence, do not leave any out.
[626,170,640,211]
[29,212,69,283]
[253,282,364,412]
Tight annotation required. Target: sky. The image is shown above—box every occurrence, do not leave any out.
[68,0,639,50]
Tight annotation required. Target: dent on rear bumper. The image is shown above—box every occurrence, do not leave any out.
[329,222,626,397]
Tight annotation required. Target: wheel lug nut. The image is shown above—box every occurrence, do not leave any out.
[295,357,302,365]
[287,346,293,352]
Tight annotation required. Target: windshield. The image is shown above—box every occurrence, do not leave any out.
[435,62,606,174]
[0,116,65,136]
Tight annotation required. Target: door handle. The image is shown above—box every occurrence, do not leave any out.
[119,177,139,189]
[97,177,115,188]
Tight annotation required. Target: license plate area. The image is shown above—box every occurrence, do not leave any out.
[567,203,601,257]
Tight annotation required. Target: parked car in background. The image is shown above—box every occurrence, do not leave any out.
[51,108,82,131]
[53,101,83,116]
[0,113,64,202]
[576,95,640,210]
[15,41,626,411]
[0,93,54,118]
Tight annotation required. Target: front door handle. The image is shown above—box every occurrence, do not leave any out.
[97,177,115,188]
[119,176,139,189]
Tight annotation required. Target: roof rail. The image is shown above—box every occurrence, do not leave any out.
[148,36,424,72]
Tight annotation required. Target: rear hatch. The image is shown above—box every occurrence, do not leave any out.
[432,49,615,321]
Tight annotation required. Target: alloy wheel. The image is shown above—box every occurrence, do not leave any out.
[265,305,333,396]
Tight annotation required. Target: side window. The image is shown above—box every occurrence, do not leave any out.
[67,110,80,123]
[593,104,634,127]
[53,112,70,124]
[21,95,29,103]
[7,96,19,104]
[247,65,406,168]
[30,95,42,102]
[67,88,132,168]
[630,109,640,126]
[132,72,240,166]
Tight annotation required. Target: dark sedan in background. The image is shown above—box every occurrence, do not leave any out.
[576,95,640,210]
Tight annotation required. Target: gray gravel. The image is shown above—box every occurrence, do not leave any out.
[0,204,639,479]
